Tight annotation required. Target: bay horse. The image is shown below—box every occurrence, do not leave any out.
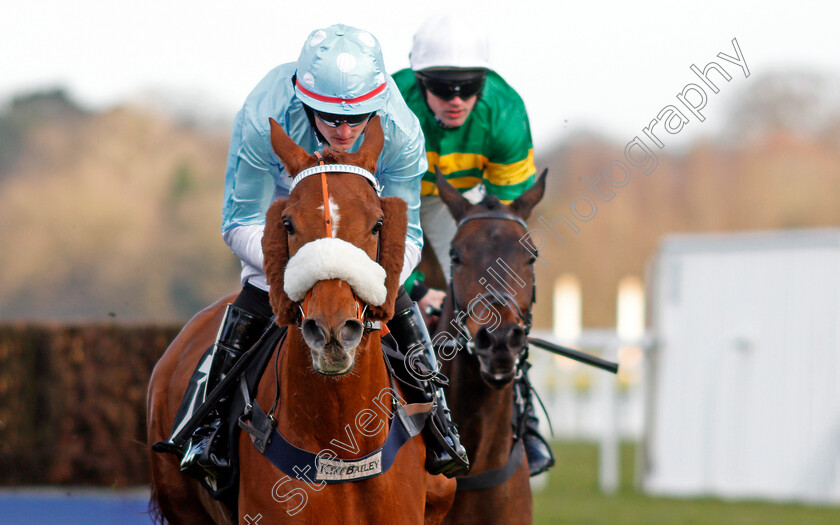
[433,169,547,525]
[147,116,455,524]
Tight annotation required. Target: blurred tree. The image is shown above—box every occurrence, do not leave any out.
[0,92,237,322]
[0,88,87,176]
[723,70,840,144]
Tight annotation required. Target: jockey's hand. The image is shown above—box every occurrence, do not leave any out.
[418,288,446,331]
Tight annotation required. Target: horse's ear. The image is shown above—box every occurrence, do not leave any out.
[270,118,312,175]
[365,196,407,322]
[435,166,470,222]
[349,115,385,174]
[262,198,298,325]
[510,168,548,221]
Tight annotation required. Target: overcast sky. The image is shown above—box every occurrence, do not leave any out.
[2,0,838,151]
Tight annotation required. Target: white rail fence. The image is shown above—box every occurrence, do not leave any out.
[528,274,653,493]
[532,230,840,501]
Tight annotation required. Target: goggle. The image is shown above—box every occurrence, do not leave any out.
[313,110,373,128]
[421,74,486,101]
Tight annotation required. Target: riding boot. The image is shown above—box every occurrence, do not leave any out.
[513,363,555,476]
[154,303,269,482]
[388,302,470,478]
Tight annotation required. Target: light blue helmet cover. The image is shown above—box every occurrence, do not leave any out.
[295,24,388,115]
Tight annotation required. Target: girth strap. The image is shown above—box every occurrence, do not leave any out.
[455,437,525,491]
[238,375,432,484]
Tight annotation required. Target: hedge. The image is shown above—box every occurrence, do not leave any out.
[0,323,180,486]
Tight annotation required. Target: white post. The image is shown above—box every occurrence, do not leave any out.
[599,337,619,493]
[599,276,645,493]
[552,274,581,342]
[617,276,645,341]
[551,273,581,443]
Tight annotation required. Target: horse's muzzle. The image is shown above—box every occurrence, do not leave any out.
[474,324,527,389]
[302,317,364,375]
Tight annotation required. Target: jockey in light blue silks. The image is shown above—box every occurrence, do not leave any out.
[155,24,469,491]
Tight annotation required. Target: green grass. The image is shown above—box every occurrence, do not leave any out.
[532,441,840,524]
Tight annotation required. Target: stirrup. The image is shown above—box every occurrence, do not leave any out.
[387,301,470,477]
[523,429,555,476]
[153,304,269,458]
[514,367,555,476]
[424,404,470,477]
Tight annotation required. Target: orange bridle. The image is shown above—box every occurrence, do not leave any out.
[298,152,367,323]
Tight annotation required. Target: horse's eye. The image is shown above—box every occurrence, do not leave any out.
[528,252,538,265]
[450,248,461,265]
[372,218,383,235]
[283,218,295,235]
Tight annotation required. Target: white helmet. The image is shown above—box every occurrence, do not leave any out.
[295,24,388,114]
[409,13,491,71]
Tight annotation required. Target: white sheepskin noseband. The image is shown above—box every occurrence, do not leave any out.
[284,237,387,306]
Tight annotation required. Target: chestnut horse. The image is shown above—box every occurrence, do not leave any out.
[147,116,455,524]
[433,169,547,525]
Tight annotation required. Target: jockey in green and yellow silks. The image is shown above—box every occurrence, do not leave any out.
[394,13,554,477]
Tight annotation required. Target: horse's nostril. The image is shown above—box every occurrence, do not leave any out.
[338,319,364,348]
[301,319,327,349]
[507,326,526,350]
[475,327,493,350]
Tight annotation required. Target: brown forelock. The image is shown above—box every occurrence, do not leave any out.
[269,115,385,179]
[262,198,298,325]
[365,196,407,322]
[477,192,501,210]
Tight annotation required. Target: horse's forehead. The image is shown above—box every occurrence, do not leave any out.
[454,219,534,291]
[286,175,380,235]
[457,220,525,253]
[289,175,378,210]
